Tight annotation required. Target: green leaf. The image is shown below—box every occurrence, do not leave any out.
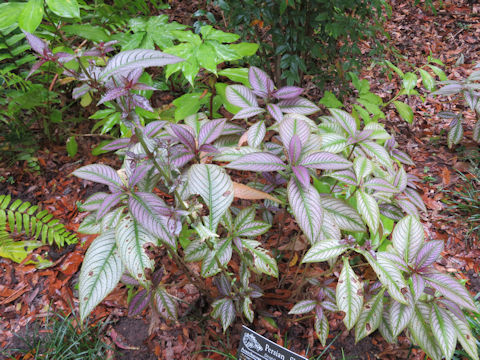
[46,0,80,18]
[188,164,234,232]
[172,92,209,122]
[229,42,259,57]
[428,64,447,81]
[384,60,404,77]
[197,43,219,74]
[393,101,414,124]
[0,237,42,264]
[66,136,78,157]
[355,290,384,342]
[79,230,124,321]
[116,216,155,287]
[201,25,239,43]
[356,190,379,234]
[402,72,417,94]
[218,68,249,86]
[0,3,25,30]
[18,0,44,33]
[418,69,435,91]
[336,257,363,330]
[319,91,344,108]
[62,25,111,42]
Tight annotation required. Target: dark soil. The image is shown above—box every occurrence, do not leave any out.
[114,318,157,360]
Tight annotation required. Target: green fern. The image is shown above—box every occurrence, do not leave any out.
[0,194,78,247]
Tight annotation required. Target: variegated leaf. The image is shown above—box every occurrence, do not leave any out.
[155,287,177,321]
[188,164,234,231]
[329,108,357,136]
[447,118,463,149]
[214,146,257,162]
[247,120,266,148]
[473,119,480,143]
[211,298,236,332]
[79,230,124,321]
[300,152,352,170]
[184,240,208,262]
[360,141,392,168]
[266,103,283,122]
[287,180,323,244]
[225,84,258,107]
[449,312,479,360]
[279,116,311,147]
[278,97,320,115]
[355,290,384,342]
[392,215,424,263]
[337,257,363,330]
[289,300,317,314]
[249,66,274,97]
[320,133,347,153]
[424,273,477,312]
[408,303,442,360]
[430,303,456,360]
[198,118,227,145]
[364,178,398,193]
[389,301,413,337]
[232,106,265,120]
[356,190,379,234]
[73,164,124,190]
[116,216,155,286]
[302,239,348,263]
[201,238,232,277]
[353,157,373,183]
[243,239,278,277]
[243,297,254,322]
[321,196,365,232]
[315,313,329,346]
[226,152,286,171]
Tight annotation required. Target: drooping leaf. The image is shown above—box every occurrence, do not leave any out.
[188,164,234,231]
[211,298,236,332]
[116,216,155,286]
[79,230,124,321]
[447,118,463,149]
[232,182,281,203]
[389,301,413,337]
[449,312,479,360]
[336,257,363,330]
[242,239,278,277]
[100,49,183,80]
[287,180,323,244]
[408,303,443,360]
[424,273,477,312]
[430,303,456,360]
[155,287,178,321]
[355,290,384,342]
[302,239,348,263]
[315,312,330,346]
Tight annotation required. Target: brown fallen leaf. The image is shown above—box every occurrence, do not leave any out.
[233,182,282,203]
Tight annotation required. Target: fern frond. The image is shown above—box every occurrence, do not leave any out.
[0,194,77,247]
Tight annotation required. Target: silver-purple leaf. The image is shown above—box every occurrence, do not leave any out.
[300,152,352,170]
[288,134,302,164]
[232,107,265,120]
[247,120,266,148]
[279,116,310,147]
[416,241,444,269]
[327,169,357,186]
[289,300,317,315]
[100,49,183,80]
[226,152,286,172]
[278,97,320,115]
[128,289,151,316]
[266,103,283,122]
[170,124,196,152]
[287,179,323,244]
[404,187,427,213]
[79,192,108,212]
[155,287,178,321]
[292,165,310,188]
[73,164,124,190]
[248,66,274,98]
[96,192,124,220]
[329,108,357,136]
[199,118,227,145]
[424,272,477,312]
[226,84,258,107]
[273,86,303,100]
[102,138,131,151]
[392,149,415,165]
[364,178,398,193]
[129,164,151,188]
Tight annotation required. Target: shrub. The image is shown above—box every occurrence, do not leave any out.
[21,30,479,360]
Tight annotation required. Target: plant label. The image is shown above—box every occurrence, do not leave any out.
[237,326,307,360]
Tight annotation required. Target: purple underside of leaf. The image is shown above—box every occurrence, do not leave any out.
[363,178,398,193]
[27,60,46,79]
[439,299,468,323]
[170,124,196,152]
[121,273,140,286]
[249,66,274,97]
[102,138,131,151]
[73,164,124,189]
[415,240,443,269]
[172,151,195,168]
[98,87,129,105]
[232,107,265,119]
[132,94,154,112]
[144,121,167,138]
[199,118,227,145]
[278,97,320,115]
[23,31,48,55]
[267,103,283,122]
[300,152,352,170]
[424,272,477,311]
[72,84,91,99]
[97,192,123,220]
[292,165,310,188]
[226,152,286,171]
[288,135,302,164]
[198,143,219,154]
[273,86,303,99]
[129,289,151,316]
[129,164,151,188]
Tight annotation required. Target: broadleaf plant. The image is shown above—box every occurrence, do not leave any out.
[21,30,479,358]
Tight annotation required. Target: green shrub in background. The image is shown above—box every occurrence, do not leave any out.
[212,0,389,87]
